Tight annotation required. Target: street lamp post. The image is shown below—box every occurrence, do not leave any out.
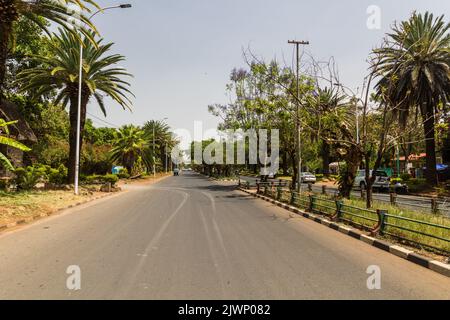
[153,125,155,178]
[74,4,132,195]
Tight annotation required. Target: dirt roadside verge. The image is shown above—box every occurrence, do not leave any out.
[0,173,171,228]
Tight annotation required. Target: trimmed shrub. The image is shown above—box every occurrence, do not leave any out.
[400,173,412,182]
[84,174,119,186]
[102,174,119,186]
[48,164,68,185]
[84,175,101,185]
[117,168,130,179]
[14,165,47,190]
[406,178,429,192]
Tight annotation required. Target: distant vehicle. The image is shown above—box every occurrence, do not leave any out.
[300,172,317,184]
[173,168,180,176]
[354,170,389,191]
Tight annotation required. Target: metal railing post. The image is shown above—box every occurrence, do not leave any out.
[290,191,296,205]
[308,183,312,192]
[277,186,282,201]
[376,209,388,235]
[322,185,327,195]
[309,195,316,212]
[335,200,343,221]
[390,192,397,206]
[431,197,439,214]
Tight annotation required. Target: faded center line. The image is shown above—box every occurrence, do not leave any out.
[118,189,189,297]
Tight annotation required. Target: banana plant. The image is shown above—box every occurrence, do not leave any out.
[0,118,31,171]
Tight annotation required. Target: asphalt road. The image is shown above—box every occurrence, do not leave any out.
[0,172,449,299]
[239,175,450,216]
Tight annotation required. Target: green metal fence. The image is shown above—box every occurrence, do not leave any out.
[253,183,450,255]
[381,212,450,254]
[338,203,379,231]
[310,195,336,218]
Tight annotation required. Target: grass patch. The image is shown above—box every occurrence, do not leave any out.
[0,189,100,226]
[269,189,450,254]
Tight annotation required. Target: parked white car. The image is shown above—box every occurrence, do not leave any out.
[300,172,317,184]
[354,170,390,191]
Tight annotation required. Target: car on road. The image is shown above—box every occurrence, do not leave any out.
[300,172,317,184]
[173,168,180,176]
[354,170,390,191]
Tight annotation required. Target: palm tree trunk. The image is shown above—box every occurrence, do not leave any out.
[68,95,88,184]
[322,141,331,177]
[291,152,297,190]
[423,108,438,186]
[0,21,12,98]
[282,150,288,176]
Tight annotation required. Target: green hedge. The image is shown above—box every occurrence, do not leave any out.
[84,174,119,186]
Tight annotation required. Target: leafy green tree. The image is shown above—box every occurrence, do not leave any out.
[0,0,99,97]
[84,120,116,145]
[0,117,30,170]
[110,125,152,175]
[373,12,450,186]
[5,16,50,92]
[17,29,133,183]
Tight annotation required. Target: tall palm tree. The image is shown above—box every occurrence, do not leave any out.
[0,0,98,97]
[307,87,348,177]
[0,118,30,170]
[143,120,175,170]
[110,125,152,174]
[374,12,450,186]
[17,29,133,183]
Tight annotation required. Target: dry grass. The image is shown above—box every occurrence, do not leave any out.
[0,172,172,227]
[0,189,102,225]
[272,189,450,255]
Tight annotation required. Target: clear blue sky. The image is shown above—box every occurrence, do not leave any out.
[86,0,450,132]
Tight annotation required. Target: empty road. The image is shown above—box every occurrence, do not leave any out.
[0,172,449,299]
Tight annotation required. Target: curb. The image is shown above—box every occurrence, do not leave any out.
[239,187,450,278]
[0,191,117,233]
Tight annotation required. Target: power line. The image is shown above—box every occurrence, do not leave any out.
[86,112,120,128]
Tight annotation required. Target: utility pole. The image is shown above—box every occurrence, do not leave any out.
[153,125,156,178]
[288,40,309,193]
